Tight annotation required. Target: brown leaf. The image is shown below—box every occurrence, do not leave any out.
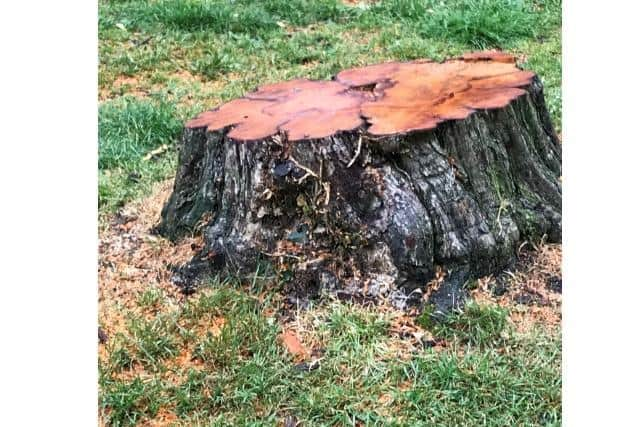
[279,330,307,358]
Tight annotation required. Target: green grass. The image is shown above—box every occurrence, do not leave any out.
[365,0,553,48]
[98,96,183,211]
[100,376,164,426]
[99,0,562,424]
[99,284,561,426]
[397,335,561,426]
[434,301,510,346]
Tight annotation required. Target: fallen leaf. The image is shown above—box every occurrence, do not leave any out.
[280,330,307,358]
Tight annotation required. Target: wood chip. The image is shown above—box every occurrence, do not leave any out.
[143,144,169,161]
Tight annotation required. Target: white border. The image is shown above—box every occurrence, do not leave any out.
[563,1,633,426]
[0,1,97,424]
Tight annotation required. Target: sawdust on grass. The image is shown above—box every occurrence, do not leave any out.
[98,180,202,355]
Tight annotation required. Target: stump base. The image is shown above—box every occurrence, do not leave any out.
[158,53,561,315]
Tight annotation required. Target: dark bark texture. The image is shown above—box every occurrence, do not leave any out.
[158,77,561,315]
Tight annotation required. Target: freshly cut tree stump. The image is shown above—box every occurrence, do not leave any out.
[158,51,561,313]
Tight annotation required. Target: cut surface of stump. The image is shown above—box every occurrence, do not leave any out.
[158,51,562,315]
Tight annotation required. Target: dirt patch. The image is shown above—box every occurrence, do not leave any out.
[471,242,562,333]
[99,74,152,101]
[98,180,202,349]
[166,69,228,108]
[141,408,179,427]
[99,68,228,104]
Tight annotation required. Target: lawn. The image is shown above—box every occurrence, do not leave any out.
[98,1,562,425]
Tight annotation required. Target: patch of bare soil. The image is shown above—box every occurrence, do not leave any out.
[99,69,228,104]
[99,75,151,101]
[166,69,228,108]
[141,408,179,427]
[98,179,202,351]
[471,242,562,333]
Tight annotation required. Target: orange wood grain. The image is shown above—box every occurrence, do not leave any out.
[186,51,534,141]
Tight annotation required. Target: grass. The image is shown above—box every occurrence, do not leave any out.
[434,301,510,346]
[99,283,561,426]
[99,0,562,424]
[98,96,184,211]
[366,0,551,48]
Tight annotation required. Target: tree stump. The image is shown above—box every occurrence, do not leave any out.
[158,51,561,313]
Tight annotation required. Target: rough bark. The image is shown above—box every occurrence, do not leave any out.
[157,52,561,315]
